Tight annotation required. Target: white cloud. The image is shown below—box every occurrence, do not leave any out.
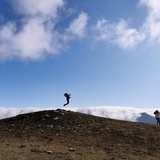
[66,12,89,38]
[91,19,145,49]
[70,106,155,122]
[0,107,46,119]
[140,0,160,42]
[13,17,52,60]
[115,19,145,49]
[91,0,160,49]
[1,0,160,62]
[0,17,63,61]
[0,22,16,61]
[0,106,157,124]
[0,1,89,62]
[0,0,66,62]
[91,19,115,42]
[11,0,64,18]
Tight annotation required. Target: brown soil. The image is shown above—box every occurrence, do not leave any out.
[0,109,160,160]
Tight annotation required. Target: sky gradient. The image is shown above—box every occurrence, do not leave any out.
[0,0,160,109]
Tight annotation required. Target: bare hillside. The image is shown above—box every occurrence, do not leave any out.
[0,109,160,160]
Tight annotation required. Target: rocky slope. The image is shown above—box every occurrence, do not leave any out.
[0,109,160,160]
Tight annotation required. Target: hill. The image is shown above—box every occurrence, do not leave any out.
[0,109,160,160]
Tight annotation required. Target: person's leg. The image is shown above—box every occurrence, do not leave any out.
[156,118,160,125]
[64,102,69,106]
[158,118,160,125]
[156,118,159,125]
[67,98,69,104]
[64,97,70,106]
[64,99,69,106]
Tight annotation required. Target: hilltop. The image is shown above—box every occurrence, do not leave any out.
[0,109,160,160]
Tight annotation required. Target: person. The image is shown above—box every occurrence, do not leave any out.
[64,93,71,106]
[154,110,160,125]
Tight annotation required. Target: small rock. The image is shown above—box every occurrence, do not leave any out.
[60,112,65,116]
[54,117,59,120]
[46,150,53,154]
[56,109,61,112]
[69,148,75,151]
[46,114,50,118]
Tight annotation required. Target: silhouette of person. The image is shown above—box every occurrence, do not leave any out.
[64,93,71,106]
[154,110,160,125]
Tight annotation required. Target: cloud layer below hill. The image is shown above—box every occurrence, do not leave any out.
[0,106,157,124]
[70,106,157,124]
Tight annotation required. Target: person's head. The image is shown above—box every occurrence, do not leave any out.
[154,110,159,114]
[64,93,68,96]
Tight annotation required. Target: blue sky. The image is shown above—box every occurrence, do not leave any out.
[0,0,160,109]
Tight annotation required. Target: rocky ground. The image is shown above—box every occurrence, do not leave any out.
[0,109,160,160]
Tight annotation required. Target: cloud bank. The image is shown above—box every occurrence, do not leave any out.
[0,0,66,62]
[0,107,47,119]
[91,19,145,49]
[0,0,160,62]
[0,106,157,124]
[70,106,156,123]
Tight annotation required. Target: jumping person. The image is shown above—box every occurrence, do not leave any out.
[154,110,160,125]
[64,93,71,106]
